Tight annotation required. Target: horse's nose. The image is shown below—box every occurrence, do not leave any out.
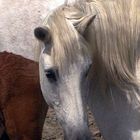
[64,128,92,140]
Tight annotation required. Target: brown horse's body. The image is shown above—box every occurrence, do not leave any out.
[0,52,48,140]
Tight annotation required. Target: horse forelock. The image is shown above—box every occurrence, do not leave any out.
[43,7,90,74]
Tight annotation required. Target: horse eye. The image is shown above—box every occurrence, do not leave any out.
[44,69,57,82]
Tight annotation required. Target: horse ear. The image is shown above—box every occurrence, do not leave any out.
[75,15,96,35]
[34,26,51,43]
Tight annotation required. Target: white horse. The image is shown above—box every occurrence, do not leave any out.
[34,0,140,140]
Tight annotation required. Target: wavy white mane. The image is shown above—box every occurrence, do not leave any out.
[42,0,139,90]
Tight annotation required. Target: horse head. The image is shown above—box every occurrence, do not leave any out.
[34,5,95,140]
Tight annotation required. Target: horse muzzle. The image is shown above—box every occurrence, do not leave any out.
[63,126,92,140]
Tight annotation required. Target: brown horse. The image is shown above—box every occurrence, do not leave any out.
[0,51,48,140]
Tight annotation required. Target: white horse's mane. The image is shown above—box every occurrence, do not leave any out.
[42,0,140,91]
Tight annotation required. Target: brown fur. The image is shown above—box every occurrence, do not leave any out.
[0,52,48,140]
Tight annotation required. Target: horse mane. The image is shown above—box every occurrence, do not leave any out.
[86,0,140,89]
[65,0,140,89]
[43,0,140,89]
